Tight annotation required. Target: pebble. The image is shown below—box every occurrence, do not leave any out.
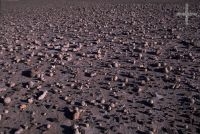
[73,110,81,120]
[20,104,27,110]
[121,82,126,87]
[136,86,143,93]
[64,96,69,101]
[125,78,129,83]
[0,87,6,92]
[147,99,154,107]
[49,72,54,77]
[164,74,169,81]
[4,109,9,114]
[113,62,120,68]
[15,128,24,134]
[90,72,97,77]
[155,92,164,100]
[101,99,106,104]
[47,124,51,129]
[38,90,48,100]
[28,81,34,88]
[164,67,169,73]
[8,82,16,88]
[139,53,143,59]
[108,106,112,111]
[0,114,2,121]
[4,97,11,104]
[73,124,79,129]
[111,103,116,108]
[85,123,90,128]
[148,131,154,134]
[81,101,86,106]
[74,128,81,134]
[113,75,118,81]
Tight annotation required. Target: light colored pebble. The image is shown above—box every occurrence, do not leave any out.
[113,62,120,67]
[15,128,24,134]
[113,75,118,81]
[164,67,169,73]
[64,96,69,101]
[155,93,164,100]
[0,87,6,92]
[29,81,34,88]
[137,87,143,92]
[85,123,89,128]
[47,124,51,129]
[4,109,9,114]
[8,82,16,87]
[38,90,48,100]
[73,111,81,120]
[74,128,81,134]
[4,97,11,104]
[101,99,106,104]
[28,98,34,103]
[20,104,27,110]
[81,101,86,106]
[111,103,116,108]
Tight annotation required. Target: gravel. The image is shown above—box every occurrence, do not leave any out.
[0,0,199,133]
[4,97,11,104]
[38,90,48,100]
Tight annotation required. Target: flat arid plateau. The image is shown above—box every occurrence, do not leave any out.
[0,0,200,134]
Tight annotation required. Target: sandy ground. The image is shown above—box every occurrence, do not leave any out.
[0,0,200,134]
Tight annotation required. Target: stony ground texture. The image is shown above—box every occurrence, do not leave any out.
[0,0,200,134]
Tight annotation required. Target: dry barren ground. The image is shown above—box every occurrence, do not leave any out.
[0,0,200,134]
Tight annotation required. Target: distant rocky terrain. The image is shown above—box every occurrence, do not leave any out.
[0,0,200,134]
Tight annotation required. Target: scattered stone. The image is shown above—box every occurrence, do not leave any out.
[84,123,90,128]
[0,87,6,92]
[49,72,54,77]
[81,101,86,106]
[7,82,16,88]
[47,124,51,129]
[28,81,35,88]
[113,75,118,81]
[110,103,116,108]
[74,128,81,134]
[20,104,27,110]
[90,72,97,77]
[155,92,164,100]
[0,3,199,134]
[64,96,69,101]
[164,67,169,73]
[112,61,120,68]
[15,128,24,134]
[38,90,48,100]
[4,109,9,114]
[4,97,11,105]
[73,109,81,120]
[135,86,143,93]
[100,99,106,104]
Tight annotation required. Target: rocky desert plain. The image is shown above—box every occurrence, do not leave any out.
[0,0,200,134]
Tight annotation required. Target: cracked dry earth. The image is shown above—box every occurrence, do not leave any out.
[0,0,200,134]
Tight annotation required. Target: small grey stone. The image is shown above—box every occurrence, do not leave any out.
[15,128,24,134]
[4,97,11,104]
